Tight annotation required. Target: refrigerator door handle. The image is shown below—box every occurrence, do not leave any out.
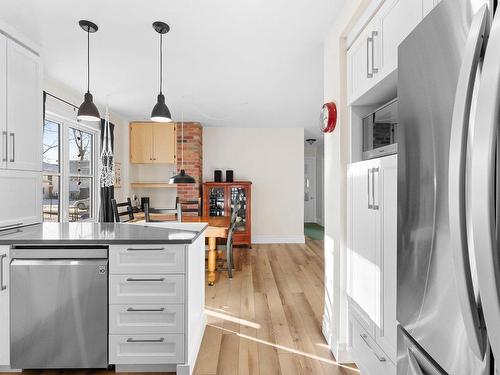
[448,4,489,360]
[471,4,500,365]
[407,348,424,375]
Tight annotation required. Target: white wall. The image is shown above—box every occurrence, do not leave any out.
[203,127,305,244]
[322,0,369,363]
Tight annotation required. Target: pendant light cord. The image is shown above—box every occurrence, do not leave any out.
[87,29,90,93]
[159,33,163,94]
[181,112,184,170]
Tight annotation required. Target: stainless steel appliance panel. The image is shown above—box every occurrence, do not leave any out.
[362,99,398,160]
[397,1,489,374]
[10,257,108,369]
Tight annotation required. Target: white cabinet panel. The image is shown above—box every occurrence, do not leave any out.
[0,247,9,366]
[110,244,185,274]
[423,0,441,17]
[348,158,381,336]
[0,169,41,229]
[6,40,41,172]
[376,155,397,362]
[0,35,6,170]
[109,274,185,305]
[109,304,184,334]
[109,334,185,364]
[376,0,423,79]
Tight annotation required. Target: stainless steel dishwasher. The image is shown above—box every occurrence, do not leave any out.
[10,245,108,369]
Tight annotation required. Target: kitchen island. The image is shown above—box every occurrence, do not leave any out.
[0,222,207,375]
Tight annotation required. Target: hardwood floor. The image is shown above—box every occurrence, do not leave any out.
[1,239,358,375]
[195,239,358,375]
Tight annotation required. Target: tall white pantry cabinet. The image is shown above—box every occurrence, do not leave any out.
[0,27,42,371]
[0,31,42,230]
[347,154,397,375]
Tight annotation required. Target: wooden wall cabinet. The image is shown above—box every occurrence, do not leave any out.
[202,181,252,247]
[129,122,176,164]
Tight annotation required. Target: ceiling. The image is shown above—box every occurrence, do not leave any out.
[0,0,345,140]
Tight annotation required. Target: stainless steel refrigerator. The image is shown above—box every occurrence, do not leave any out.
[397,0,500,373]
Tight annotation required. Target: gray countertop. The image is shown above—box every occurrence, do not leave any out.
[0,222,208,245]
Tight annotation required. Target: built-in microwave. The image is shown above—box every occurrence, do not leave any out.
[362,98,398,160]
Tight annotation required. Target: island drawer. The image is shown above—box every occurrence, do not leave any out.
[109,275,185,304]
[109,304,184,334]
[109,334,185,364]
[109,244,185,274]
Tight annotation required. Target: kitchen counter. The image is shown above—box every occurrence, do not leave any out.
[0,222,208,245]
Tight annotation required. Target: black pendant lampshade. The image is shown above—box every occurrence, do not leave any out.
[169,169,195,184]
[151,21,172,122]
[169,114,195,184]
[77,20,100,122]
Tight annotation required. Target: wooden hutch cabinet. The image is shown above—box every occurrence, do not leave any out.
[202,181,252,247]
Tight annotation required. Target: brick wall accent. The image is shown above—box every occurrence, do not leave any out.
[176,122,203,212]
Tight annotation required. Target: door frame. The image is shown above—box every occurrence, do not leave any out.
[304,156,317,223]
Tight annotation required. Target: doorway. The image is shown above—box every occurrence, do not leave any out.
[304,156,317,223]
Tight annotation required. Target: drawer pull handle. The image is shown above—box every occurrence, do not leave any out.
[126,247,165,251]
[360,334,386,362]
[127,338,165,343]
[127,307,165,312]
[126,277,165,282]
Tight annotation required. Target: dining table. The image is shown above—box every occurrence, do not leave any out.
[131,212,231,285]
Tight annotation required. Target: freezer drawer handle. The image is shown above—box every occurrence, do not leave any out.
[126,338,165,343]
[126,277,165,282]
[360,334,386,362]
[0,254,6,291]
[127,307,165,312]
[126,247,165,251]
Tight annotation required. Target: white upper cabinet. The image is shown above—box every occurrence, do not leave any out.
[348,0,424,104]
[6,39,42,172]
[375,0,423,80]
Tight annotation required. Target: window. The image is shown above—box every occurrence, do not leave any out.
[42,113,99,222]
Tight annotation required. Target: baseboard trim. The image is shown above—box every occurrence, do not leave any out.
[115,364,176,372]
[252,235,305,244]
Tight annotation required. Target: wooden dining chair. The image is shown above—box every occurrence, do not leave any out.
[143,202,181,222]
[215,212,237,279]
[111,198,134,223]
[178,197,202,216]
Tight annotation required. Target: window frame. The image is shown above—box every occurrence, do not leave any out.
[44,109,100,222]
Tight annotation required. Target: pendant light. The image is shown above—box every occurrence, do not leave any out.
[77,20,100,122]
[151,21,172,122]
[169,113,195,184]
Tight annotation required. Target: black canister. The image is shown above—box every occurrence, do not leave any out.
[214,170,222,182]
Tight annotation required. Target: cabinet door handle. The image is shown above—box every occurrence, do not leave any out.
[372,167,379,210]
[0,254,6,291]
[371,31,379,74]
[367,37,373,78]
[2,131,6,162]
[9,133,14,162]
[127,338,165,343]
[360,333,386,362]
[126,247,165,251]
[126,277,165,282]
[127,307,165,312]
[367,168,373,209]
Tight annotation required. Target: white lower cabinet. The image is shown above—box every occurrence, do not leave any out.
[347,155,397,374]
[0,246,9,367]
[349,314,396,374]
[0,169,41,229]
[109,243,188,371]
[109,304,184,334]
[109,334,185,364]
